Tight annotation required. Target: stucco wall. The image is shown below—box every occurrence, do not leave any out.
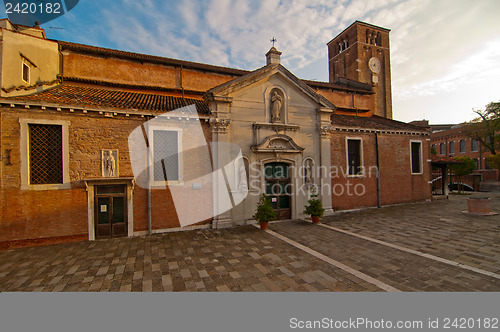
[0,28,59,97]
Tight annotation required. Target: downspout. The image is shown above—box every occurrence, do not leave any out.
[375,132,381,208]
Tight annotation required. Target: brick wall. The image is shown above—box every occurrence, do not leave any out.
[0,106,213,246]
[330,132,431,211]
[63,52,239,93]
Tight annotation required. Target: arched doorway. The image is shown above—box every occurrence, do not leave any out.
[264,162,291,219]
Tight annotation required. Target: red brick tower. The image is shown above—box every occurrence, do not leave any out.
[327,21,392,119]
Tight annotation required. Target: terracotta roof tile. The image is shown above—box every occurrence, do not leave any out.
[7,85,210,114]
[331,114,428,132]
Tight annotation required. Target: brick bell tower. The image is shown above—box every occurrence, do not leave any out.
[327,21,392,119]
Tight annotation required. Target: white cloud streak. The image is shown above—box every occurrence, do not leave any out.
[48,0,500,123]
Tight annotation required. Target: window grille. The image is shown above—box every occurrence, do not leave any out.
[29,124,63,184]
[153,130,179,181]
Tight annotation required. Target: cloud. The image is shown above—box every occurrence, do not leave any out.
[44,0,500,124]
[396,37,500,99]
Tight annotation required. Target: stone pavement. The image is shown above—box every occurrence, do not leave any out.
[321,192,500,274]
[0,193,499,292]
[0,226,376,292]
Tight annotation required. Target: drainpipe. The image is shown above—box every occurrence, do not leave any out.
[375,132,381,208]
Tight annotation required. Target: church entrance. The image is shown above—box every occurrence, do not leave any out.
[264,162,291,219]
[94,185,128,238]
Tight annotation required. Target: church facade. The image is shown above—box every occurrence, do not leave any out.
[0,19,431,248]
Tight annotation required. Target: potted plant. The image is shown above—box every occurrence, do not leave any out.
[253,194,277,230]
[304,195,325,224]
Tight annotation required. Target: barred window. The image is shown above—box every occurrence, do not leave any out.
[29,124,63,184]
[347,139,362,176]
[411,141,422,174]
[152,130,179,182]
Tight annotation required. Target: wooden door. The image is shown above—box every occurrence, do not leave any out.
[95,185,127,238]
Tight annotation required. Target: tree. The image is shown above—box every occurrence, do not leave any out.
[486,154,500,170]
[462,101,500,155]
[450,156,476,193]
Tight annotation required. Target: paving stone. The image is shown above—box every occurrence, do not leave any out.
[2,194,497,292]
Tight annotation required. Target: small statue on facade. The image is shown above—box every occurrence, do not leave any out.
[271,90,282,123]
[104,151,116,177]
[305,162,313,185]
[238,164,248,192]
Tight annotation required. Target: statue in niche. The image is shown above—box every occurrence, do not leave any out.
[305,161,313,185]
[102,150,118,177]
[271,90,283,123]
[238,164,248,192]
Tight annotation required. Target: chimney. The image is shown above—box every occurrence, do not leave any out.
[266,47,281,65]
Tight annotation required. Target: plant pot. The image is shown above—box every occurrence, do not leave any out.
[467,197,491,214]
[311,216,320,224]
[259,221,269,230]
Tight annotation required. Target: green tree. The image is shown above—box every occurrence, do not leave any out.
[462,101,500,155]
[486,154,500,170]
[450,156,476,193]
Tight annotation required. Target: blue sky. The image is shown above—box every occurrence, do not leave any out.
[5,0,500,124]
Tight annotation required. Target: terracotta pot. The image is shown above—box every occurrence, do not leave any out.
[311,216,320,224]
[467,197,491,213]
[259,221,269,230]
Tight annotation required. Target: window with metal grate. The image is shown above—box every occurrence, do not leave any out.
[152,130,179,182]
[29,124,63,184]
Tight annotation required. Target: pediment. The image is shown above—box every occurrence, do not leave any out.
[251,134,304,153]
[205,64,335,110]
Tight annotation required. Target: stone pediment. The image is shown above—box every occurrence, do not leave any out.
[251,134,304,153]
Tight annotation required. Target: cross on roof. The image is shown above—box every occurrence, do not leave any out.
[270,37,277,47]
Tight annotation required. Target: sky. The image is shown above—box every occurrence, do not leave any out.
[6,0,500,124]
